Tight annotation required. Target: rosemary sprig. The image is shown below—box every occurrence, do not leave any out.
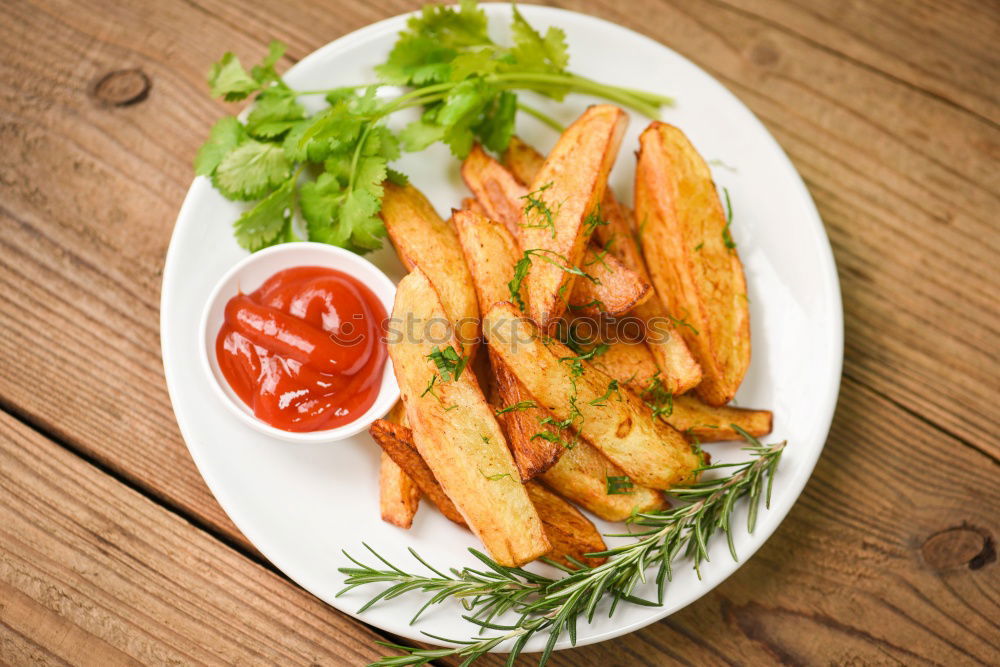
[339,429,785,665]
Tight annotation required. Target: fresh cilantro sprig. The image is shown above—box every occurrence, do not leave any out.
[196,2,674,255]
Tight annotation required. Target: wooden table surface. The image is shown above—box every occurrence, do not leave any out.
[1,0,997,664]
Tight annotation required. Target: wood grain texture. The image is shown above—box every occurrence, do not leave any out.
[0,412,388,665]
[0,0,997,663]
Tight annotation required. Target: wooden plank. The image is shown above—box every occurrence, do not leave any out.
[718,0,1000,123]
[0,411,388,665]
[465,377,999,665]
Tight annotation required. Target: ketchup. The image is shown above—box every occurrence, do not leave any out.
[216,266,388,432]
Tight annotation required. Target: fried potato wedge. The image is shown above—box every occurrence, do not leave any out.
[369,419,467,527]
[484,301,700,489]
[518,106,627,331]
[492,355,568,479]
[378,401,420,528]
[540,441,667,522]
[635,123,750,405]
[381,181,479,356]
[461,145,648,316]
[525,482,607,568]
[666,395,773,442]
[505,137,701,393]
[389,269,549,566]
[379,453,422,528]
[588,339,660,392]
[452,210,566,478]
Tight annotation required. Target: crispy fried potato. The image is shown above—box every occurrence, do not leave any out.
[540,440,666,522]
[389,269,549,566]
[484,301,700,489]
[665,395,773,442]
[452,210,566,478]
[505,137,701,394]
[518,106,627,331]
[525,482,607,568]
[379,454,421,528]
[461,145,648,316]
[588,339,660,392]
[370,419,467,527]
[381,181,479,356]
[492,355,567,479]
[461,197,486,215]
[635,123,750,405]
[378,401,420,528]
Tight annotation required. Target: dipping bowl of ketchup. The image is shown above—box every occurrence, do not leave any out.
[199,243,399,442]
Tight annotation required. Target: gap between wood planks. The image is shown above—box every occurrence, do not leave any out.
[0,399,444,665]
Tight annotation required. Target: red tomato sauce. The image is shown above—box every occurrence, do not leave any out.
[216,266,388,432]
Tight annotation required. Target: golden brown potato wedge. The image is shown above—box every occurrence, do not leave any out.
[587,339,660,392]
[505,137,701,394]
[525,482,608,568]
[540,441,667,522]
[461,145,648,317]
[380,181,479,356]
[484,301,700,489]
[452,210,566,478]
[665,395,773,443]
[370,419,467,527]
[492,354,568,479]
[379,454,422,528]
[635,123,750,405]
[378,401,420,528]
[389,268,549,566]
[518,106,628,331]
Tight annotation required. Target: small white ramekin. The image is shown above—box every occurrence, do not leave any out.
[199,242,398,443]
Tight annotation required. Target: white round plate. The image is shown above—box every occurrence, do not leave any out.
[161,3,842,654]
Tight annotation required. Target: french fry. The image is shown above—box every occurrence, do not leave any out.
[635,123,751,405]
[540,441,667,522]
[378,401,420,528]
[525,482,608,568]
[460,145,649,317]
[504,136,701,394]
[665,395,773,442]
[388,268,549,566]
[518,106,628,331]
[452,210,566,478]
[484,301,700,489]
[369,419,467,527]
[380,181,479,356]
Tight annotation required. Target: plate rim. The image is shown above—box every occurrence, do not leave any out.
[161,2,843,652]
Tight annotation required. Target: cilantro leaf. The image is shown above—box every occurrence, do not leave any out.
[212,140,292,201]
[194,116,247,176]
[510,5,569,73]
[208,52,260,101]
[251,41,287,86]
[246,89,305,139]
[233,179,295,251]
[475,90,517,153]
[300,173,348,246]
[400,119,446,152]
[341,187,384,252]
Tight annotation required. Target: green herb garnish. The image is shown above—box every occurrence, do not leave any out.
[427,344,468,382]
[605,475,634,495]
[341,431,786,666]
[197,1,674,254]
